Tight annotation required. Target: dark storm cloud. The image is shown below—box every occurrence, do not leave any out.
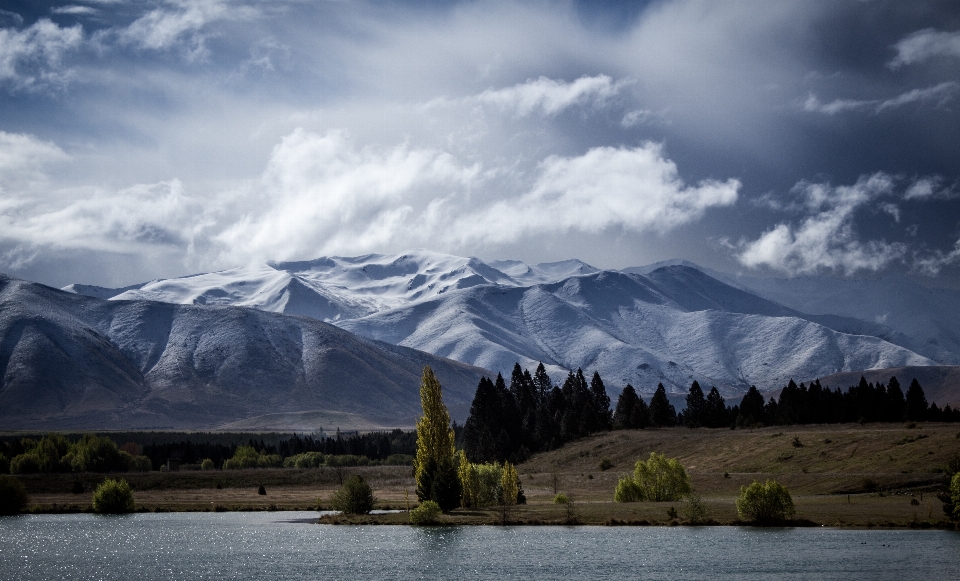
[0,0,957,287]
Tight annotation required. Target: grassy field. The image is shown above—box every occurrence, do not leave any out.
[19,423,960,527]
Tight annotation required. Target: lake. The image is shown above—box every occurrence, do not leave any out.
[1,512,958,580]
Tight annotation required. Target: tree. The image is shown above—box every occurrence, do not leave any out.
[414,366,459,509]
[736,479,795,524]
[683,491,709,524]
[951,472,960,520]
[738,385,766,426]
[885,376,905,422]
[613,384,640,430]
[331,475,375,514]
[684,381,707,428]
[649,384,677,428]
[613,476,643,502]
[0,475,29,515]
[632,452,691,502]
[410,500,442,525]
[705,387,727,428]
[590,372,612,431]
[905,379,928,422]
[92,478,135,514]
[463,377,501,463]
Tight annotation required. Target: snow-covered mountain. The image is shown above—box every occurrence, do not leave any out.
[1,273,485,430]
[62,250,949,397]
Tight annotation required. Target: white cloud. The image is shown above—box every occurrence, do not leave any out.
[0,131,69,190]
[214,129,481,263]
[803,82,960,115]
[449,143,740,245]
[472,75,625,117]
[0,18,83,89]
[889,28,960,69]
[113,0,242,60]
[915,239,960,275]
[737,174,908,275]
[51,6,98,16]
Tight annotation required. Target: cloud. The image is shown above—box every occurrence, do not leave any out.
[449,143,740,245]
[51,6,98,16]
[471,75,625,117]
[737,174,907,275]
[803,82,960,115]
[0,131,69,190]
[214,129,481,263]
[915,239,960,275]
[889,28,960,69]
[113,0,242,60]
[0,18,83,90]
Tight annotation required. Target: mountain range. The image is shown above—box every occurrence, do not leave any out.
[60,250,951,400]
[1,273,485,431]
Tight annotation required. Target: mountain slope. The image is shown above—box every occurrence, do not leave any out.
[0,274,486,430]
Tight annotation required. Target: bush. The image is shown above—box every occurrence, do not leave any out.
[92,478,135,514]
[331,475,375,515]
[951,472,960,520]
[736,479,795,524]
[553,493,569,504]
[632,452,691,502]
[201,459,215,471]
[0,475,29,515]
[683,492,709,524]
[132,456,153,472]
[410,500,442,525]
[10,454,40,475]
[614,476,643,502]
[598,458,614,471]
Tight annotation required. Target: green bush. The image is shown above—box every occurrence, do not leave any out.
[132,456,153,472]
[553,493,570,504]
[736,479,795,524]
[331,475,375,515]
[92,478,135,514]
[614,476,643,503]
[951,472,960,520]
[201,458,215,470]
[683,492,709,524]
[410,500,442,525]
[282,452,326,468]
[633,452,691,502]
[10,454,41,475]
[0,475,29,515]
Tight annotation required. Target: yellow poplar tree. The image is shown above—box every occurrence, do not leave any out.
[414,366,456,502]
[499,461,519,506]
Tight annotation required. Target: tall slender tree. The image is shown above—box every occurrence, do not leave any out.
[684,381,707,427]
[649,383,677,427]
[414,366,460,508]
[905,378,929,422]
[590,371,612,431]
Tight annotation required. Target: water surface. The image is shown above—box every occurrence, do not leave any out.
[1,512,957,580]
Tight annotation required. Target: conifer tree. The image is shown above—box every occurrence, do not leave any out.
[684,381,707,427]
[705,386,727,428]
[463,377,500,463]
[886,376,905,422]
[414,366,459,507]
[590,371,612,430]
[649,383,677,427]
[738,385,766,427]
[613,384,640,430]
[905,378,929,421]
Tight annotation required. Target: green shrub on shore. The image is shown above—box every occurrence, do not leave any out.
[410,500,442,525]
[0,475,29,515]
[736,479,795,524]
[613,476,643,503]
[222,446,282,469]
[331,475,375,515]
[200,458,215,470]
[92,478,135,514]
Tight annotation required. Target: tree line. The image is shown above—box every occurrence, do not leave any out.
[461,363,960,464]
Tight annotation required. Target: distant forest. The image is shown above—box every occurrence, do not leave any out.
[462,363,960,464]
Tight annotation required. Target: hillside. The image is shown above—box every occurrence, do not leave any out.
[0,274,486,430]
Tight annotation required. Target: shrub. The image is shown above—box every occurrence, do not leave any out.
[331,475,375,514]
[553,493,569,504]
[614,476,643,502]
[92,478,135,514]
[0,475,29,515]
[201,459,215,471]
[683,492,709,524]
[633,452,691,502]
[736,479,795,524]
[410,500,442,525]
[598,458,614,471]
[132,456,153,472]
[257,484,266,495]
[10,454,41,475]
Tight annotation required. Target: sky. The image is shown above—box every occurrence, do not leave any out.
[0,0,959,288]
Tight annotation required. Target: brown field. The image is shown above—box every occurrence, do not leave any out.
[20,423,960,528]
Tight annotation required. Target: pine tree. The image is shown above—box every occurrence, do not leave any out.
[738,385,766,427]
[590,371,612,430]
[649,383,677,427]
[613,384,640,430]
[885,376,905,422]
[463,377,500,463]
[705,386,727,428]
[684,381,707,428]
[414,366,458,505]
[905,378,929,422]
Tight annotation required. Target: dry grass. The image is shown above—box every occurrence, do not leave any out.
[21,423,960,527]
